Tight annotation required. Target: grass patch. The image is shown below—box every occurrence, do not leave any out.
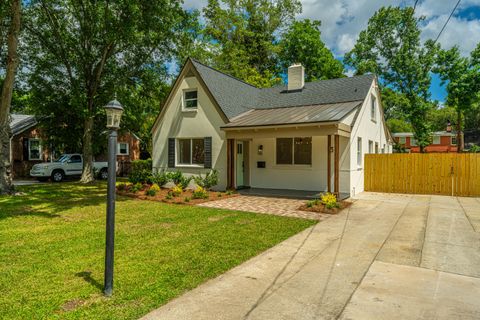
[0,182,315,319]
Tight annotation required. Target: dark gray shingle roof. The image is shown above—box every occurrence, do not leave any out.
[191,59,375,120]
[10,114,37,135]
[222,101,362,128]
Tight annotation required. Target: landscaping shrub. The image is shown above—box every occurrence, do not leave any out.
[192,186,209,199]
[225,190,235,196]
[129,159,153,184]
[194,170,219,190]
[171,185,183,197]
[150,183,161,193]
[131,182,144,193]
[165,171,192,189]
[321,193,339,209]
[165,192,173,200]
[146,189,157,196]
[306,199,320,208]
[117,182,128,191]
[151,172,167,186]
[184,197,190,203]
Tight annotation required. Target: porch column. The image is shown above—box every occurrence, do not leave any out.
[227,139,235,189]
[334,134,340,197]
[327,135,331,193]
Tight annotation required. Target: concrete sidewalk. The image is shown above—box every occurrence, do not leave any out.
[141,193,480,320]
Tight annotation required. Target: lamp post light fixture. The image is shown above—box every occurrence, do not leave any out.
[103,98,123,297]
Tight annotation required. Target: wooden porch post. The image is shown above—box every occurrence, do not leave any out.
[327,135,331,193]
[227,139,235,189]
[334,134,340,198]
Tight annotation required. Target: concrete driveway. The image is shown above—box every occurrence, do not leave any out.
[141,193,480,320]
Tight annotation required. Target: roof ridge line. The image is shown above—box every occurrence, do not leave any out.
[189,58,260,89]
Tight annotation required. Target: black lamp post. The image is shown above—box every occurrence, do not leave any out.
[103,98,123,297]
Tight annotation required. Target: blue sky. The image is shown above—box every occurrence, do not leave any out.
[182,0,480,103]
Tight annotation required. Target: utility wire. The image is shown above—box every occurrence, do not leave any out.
[434,0,461,44]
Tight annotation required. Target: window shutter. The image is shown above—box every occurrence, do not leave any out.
[23,138,29,160]
[168,138,175,168]
[204,137,212,169]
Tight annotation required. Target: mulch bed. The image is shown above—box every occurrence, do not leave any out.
[298,200,353,214]
[117,187,238,205]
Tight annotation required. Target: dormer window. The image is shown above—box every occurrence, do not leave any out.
[183,89,198,109]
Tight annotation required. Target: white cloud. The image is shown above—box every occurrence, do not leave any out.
[181,0,480,57]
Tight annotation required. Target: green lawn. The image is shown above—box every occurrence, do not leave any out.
[0,182,315,319]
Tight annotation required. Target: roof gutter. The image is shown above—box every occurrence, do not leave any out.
[221,120,351,132]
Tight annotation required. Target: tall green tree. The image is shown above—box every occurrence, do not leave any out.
[434,44,480,152]
[0,0,21,194]
[202,0,301,87]
[279,19,343,81]
[23,0,190,182]
[345,6,438,152]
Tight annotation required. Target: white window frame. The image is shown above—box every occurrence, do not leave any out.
[432,136,441,145]
[275,137,312,166]
[176,138,204,167]
[117,142,129,155]
[28,138,42,160]
[451,136,457,145]
[375,142,379,154]
[410,138,417,146]
[182,89,198,111]
[370,94,377,122]
[357,137,362,167]
[368,140,373,154]
[398,136,406,144]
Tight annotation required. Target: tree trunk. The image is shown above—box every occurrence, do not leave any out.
[80,115,95,183]
[0,0,21,194]
[457,110,463,153]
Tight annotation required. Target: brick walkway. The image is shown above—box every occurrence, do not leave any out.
[198,195,328,220]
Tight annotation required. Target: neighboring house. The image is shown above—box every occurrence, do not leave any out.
[152,58,393,196]
[9,114,141,178]
[393,131,458,153]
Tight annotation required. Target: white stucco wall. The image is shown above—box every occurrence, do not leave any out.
[348,81,392,196]
[151,75,228,190]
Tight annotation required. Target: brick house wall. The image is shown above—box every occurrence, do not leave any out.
[394,135,458,153]
[11,128,51,178]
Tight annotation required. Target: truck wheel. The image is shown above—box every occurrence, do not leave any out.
[100,168,108,180]
[51,170,65,182]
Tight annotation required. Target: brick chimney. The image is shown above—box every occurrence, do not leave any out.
[288,63,305,91]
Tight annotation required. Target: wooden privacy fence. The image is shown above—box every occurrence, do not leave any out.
[364,153,480,197]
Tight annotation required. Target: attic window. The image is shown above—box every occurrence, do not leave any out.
[183,89,198,109]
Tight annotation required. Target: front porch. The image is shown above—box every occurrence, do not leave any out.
[223,123,352,198]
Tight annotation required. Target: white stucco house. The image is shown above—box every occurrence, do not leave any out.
[152,58,393,197]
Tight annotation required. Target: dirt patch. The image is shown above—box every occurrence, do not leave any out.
[298,200,353,214]
[61,298,86,311]
[208,214,236,222]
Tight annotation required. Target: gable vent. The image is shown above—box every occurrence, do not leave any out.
[287,63,305,91]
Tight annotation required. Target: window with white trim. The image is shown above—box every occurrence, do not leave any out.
[357,137,362,166]
[28,139,42,160]
[432,136,441,145]
[178,138,204,165]
[183,89,198,109]
[368,140,373,153]
[410,138,417,146]
[375,142,379,154]
[398,136,406,144]
[371,94,377,121]
[276,137,312,165]
[118,142,129,155]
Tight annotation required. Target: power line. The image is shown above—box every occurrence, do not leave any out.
[434,0,461,44]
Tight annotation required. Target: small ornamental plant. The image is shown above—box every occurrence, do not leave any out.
[321,193,339,209]
[171,185,183,197]
[146,189,157,196]
[165,192,173,200]
[150,183,161,193]
[225,189,235,196]
[117,182,127,191]
[192,186,208,199]
[131,182,143,193]
[306,199,320,208]
[184,197,191,203]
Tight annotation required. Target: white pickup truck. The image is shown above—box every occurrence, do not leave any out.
[30,154,109,182]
